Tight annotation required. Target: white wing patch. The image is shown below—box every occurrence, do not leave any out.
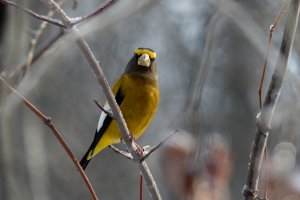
[97,102,112,132]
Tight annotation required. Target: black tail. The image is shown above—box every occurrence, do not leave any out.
[80,124,109,170]
[80,149,92,170]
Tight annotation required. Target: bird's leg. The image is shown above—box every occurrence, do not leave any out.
[120,133,144,157]
[119,133,135,143]
[129,132,136,142]
[132,142,144,157]
[128,133,144,157]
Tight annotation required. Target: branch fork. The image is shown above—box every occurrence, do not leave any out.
[2,0,117,29]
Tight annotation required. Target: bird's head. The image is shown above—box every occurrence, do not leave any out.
[134,48,156,68]
[125,48,158,80]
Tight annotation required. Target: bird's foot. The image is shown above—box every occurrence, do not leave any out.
[129,133,136,142]
[120,133,135,143]
[132,142,144,157]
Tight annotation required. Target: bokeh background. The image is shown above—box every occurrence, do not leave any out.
[1,0,300,199]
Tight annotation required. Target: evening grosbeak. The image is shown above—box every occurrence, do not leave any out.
[80,48,159,170]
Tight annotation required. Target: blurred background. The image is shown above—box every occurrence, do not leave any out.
[1,0,300,199]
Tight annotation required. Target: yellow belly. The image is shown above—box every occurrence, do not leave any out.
[93,74,159,155]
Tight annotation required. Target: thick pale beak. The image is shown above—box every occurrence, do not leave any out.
[137,53,151,67]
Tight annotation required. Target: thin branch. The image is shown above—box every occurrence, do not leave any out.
[93,99,113,118]
[70,0,117,25]
[3,0,116,29]
[257,2,288,199]
[243,1,300,199]
[258,0,288,110]
[25,0,65,78]
[110,130,178,162]
[109,145,133,160]
[140,174,143,200]
[9,29,65,83]
[39,0,162,199]
[6,0,116,83]
[0,76,98,200]
[141,130,178,162]
[2,0,66,28]
[263,145,268,200]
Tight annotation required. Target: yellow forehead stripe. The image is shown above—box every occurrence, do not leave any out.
[135,49,156,59]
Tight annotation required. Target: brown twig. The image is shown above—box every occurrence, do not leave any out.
[39,0,162,199]
[108,145,133,160]
[70,0,117,25]
[0,76,99,200]
[258,2,288,199]
[243,1,300,199]
[258,0,288,110]
[93,99,113,118]
[25,0,65,77]
[140,174,143,200]
[7,0,117,84]
[3,0,117,29]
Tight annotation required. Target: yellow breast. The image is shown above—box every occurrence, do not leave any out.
[93,74,159,155]
[120,74,159,138]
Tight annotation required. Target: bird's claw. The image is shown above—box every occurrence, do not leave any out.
[131,142,144,157]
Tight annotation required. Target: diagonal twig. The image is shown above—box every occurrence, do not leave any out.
[0,76,99,200]
[7,0,115,85]
[109,130,178,162]
[109,145,133,160]
[3,0,117,29]
[9,29,65,83]
[2,0,66,28]
[93,99,113,118]
[70,0,117,25]
[39,0,162,199]
[243,1,300,199]
[25,0,66,78]
[258,0,288,110]
[257,2,288,199]
[141,130,178,162]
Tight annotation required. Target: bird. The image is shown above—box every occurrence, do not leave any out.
[80,48,159,170]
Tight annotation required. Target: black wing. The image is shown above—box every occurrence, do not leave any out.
[80,88,125,170]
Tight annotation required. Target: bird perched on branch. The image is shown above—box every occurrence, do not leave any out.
[80,48,159,170]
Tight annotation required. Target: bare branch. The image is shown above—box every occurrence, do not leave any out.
[258,0,288,110]
[141,130,178,162]
[70,0,117,25]
[243,1,300,199]
[3,0,116,29]
[93,99,113,118]
[9,29,65,84]
[25,0,65,78]
[39,0,162,199]
[0,76,99,200]
[2,0,66,28]
[109,145,133,160]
